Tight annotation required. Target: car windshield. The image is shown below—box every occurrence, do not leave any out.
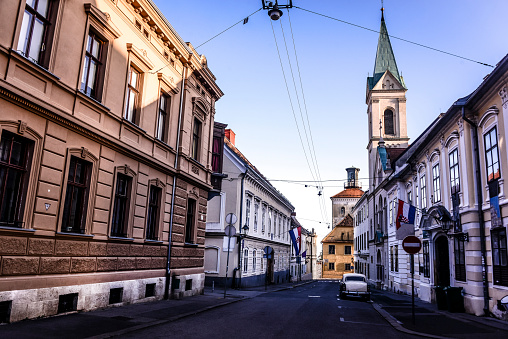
[345,276,365,282]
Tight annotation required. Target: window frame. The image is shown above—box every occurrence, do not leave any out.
[432,164,441,203]
[185,198,197,244]
[156,92,171,142]
[124,65,141,124]
[145,183,164,241]
[61,156,92,234]
[329,262,335,270]
[454,237,466,282]
[420,174,427,209]
[243,248,249,273]
[384,109,395,135]
[491,228,508,286]
[328,244,335,254]
[111,173,132,238]
[80,31,106,101]
[449,148,460,194]
[0,130,34,228]
[344,246,351,255]
[109,166,137,238]
[484,126,501,182]
[191,118,202,161]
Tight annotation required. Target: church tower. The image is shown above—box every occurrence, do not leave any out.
[366,8,409,189]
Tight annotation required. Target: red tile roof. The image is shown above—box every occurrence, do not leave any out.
[331,187,364,199]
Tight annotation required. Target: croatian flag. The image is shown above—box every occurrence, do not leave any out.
[289,227,301,256]
[396,199,416,240]
[301,250,307,258]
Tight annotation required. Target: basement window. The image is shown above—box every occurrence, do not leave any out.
[185,279,193,291]
[58,293,78,313]
[0,300,12,323]
[109,288,123,304]
[145,283,156,298]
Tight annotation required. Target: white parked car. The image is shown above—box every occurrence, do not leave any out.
[339,273,371,301]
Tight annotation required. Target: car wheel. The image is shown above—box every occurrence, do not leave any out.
[340,292,346,299]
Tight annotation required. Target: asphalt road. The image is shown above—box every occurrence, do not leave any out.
[121,281,419,339]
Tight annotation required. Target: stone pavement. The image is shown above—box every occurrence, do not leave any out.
[371,289,508,338]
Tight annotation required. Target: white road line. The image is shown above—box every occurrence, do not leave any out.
[337,306,342,309]
[308,296,321,298]
[340,317,345,322]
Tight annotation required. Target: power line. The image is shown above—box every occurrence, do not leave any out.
[294,6,494,68]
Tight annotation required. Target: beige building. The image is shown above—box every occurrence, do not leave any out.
[0,0,223,322]
[321,215,354,280]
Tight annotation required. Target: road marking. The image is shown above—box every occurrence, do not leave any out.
[340,317,345,322]
[337,306,342,309]
[308,295,321,298]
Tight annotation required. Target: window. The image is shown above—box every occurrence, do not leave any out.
[420,175,427,209]
[390,246,394,271]
[61,156,91,233]
[211,135,222,173]
[492,228,508,286]
[111,173,131,237]
[125,66,140,124]
[17,0,57,67]
[191,118,201,161]
[329,262,335,270]
[394,245,398,272]
[185,198,196,243]
[253,249,257,271]
[432,164,441,203]
[407,191,412,205]
[254,203,258,232]
[344,246,351,255]
[0,131,33,227]
[384,109,394,135]
[278,215,281,239]
[146,186,161,240]
[274,213,278,238]
[449,149,460,193]
[422,241,430,278]
[341,207,345,216]
[454,238,466,282]
[156,93,170,141]
[484,127,500,182]
[268,210,272,235]
[80,32,105,100]
[245,198,251,228]
[243,249,248,272]
[261,206,266,233]
[329,245,335,254]
[345,263,351,271]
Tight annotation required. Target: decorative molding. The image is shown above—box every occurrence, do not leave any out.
[499,86,508,109]
[191,165,199,175]
[192,96,210,118]
[18,120,27,135]
[84,3,121,39]
[457,118,464,137]
[478,105,499,129]
[189,186,199,199]
[81,147,89,159]
[126,43,154,70]
[157,72,179,94]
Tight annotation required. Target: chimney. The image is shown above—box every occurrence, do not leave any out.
[225,129,235,146]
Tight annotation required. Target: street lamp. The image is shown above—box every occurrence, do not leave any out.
[262,1,293,21]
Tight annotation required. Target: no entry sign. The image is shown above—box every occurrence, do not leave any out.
[402,235,422,254]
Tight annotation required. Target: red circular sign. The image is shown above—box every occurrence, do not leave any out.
[402,235,422,254]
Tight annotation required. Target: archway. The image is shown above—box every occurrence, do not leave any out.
[435,235,450,286]
[376,250,384,282]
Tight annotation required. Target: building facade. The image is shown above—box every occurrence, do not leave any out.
[204,130,294,288]
[321,215,354,280]
[353,8,508,319]
[0,0,223,322]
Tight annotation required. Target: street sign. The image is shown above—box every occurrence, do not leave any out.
[402,235,422,254]
[224,225,236,237]
[225,213,237,225]
[263,246,273,254]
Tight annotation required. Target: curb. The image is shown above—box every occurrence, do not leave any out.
[371,303,451,339]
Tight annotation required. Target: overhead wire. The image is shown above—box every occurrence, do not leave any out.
[294,6,494,68]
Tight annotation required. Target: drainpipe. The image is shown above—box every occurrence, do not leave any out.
[462,106,490,316]
[164,63,188,299]
[237,171,246,288]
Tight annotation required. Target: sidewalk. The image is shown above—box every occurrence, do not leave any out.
[0,280,313,339]
[371,289,508,338]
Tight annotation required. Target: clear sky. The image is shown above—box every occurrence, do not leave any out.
[153,0,508,246]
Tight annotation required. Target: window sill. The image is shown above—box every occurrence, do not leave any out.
[76,90,111,112]
[145,239,164,244]
[184,242,199,247]
[122,118,147,134]
[108,236,135,242]
[189,157,206,170]
[0,226,36,234]
[154,138,175,151]
[56,232,94,238]
[10,49,61,81]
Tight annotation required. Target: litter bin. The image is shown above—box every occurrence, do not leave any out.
[444,286,464,313]
[434,286,447,310]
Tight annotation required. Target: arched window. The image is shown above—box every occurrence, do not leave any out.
[253,249,257,271]
[340,207,345,216]
[384,109,394,135]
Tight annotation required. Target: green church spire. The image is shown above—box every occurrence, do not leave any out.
[368,8,405,90]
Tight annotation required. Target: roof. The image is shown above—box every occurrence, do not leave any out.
[321,215,354,243]
[331,187,364,199]
[367,11,405,90]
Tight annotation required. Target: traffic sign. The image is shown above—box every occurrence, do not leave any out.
[225,213,237,225]
[402,235,422,254]
[224,225,236,237]
[263,246,273,254]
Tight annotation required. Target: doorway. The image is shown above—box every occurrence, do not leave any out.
[266,257,274,284]
[435,235,450,286]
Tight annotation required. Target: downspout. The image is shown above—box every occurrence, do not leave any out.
[462,106,490,315]
[237,170,246,288]
[164,63,188,299]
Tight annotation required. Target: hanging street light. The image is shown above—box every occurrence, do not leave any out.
[262,1,293,21]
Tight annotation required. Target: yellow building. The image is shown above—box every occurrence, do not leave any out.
[321,215,354,279]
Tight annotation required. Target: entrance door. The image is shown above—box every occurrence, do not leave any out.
[266,257,274,284]
[435,236,450,286]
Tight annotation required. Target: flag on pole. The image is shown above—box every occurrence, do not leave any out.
[289,227,301,256]
[301,250,306,258]
[396,199,416,240]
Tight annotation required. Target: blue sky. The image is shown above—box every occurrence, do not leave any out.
[153,0,508,244]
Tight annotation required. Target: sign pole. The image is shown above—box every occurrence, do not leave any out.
[411,253,415,326]
[223,213,237,299]
[224,234,231,299]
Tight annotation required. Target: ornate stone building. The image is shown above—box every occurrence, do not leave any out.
[0,0,222,322]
